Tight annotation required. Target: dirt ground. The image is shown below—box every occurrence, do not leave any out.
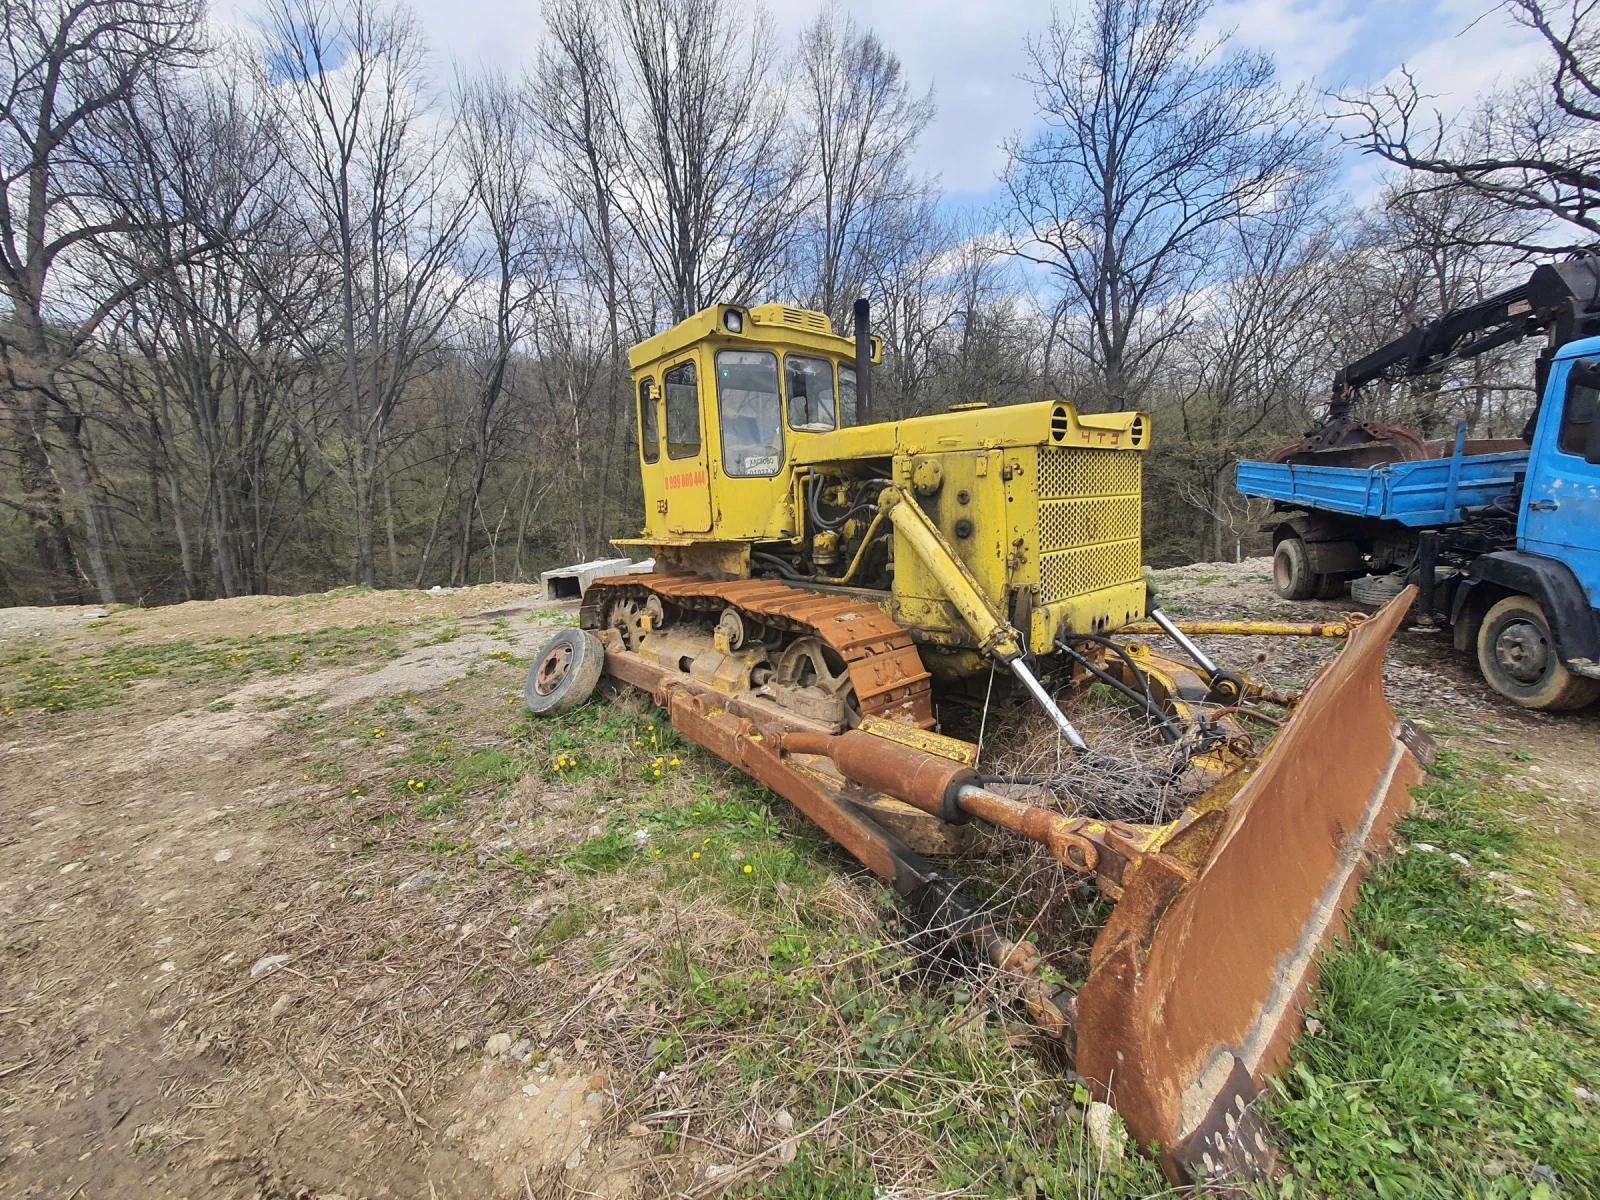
[1,563,1596,1199]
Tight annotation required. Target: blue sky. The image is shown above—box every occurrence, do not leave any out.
[214,0,1548,209]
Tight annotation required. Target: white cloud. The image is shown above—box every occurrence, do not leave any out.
[208,0,1553,204]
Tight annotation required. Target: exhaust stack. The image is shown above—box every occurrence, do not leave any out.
[853,297,872,424]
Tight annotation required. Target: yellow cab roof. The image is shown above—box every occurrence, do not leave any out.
[628,303,860,371]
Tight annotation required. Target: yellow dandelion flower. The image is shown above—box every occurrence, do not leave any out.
[670,758,680,767]
[742,864,753,875]
[691,851,701,860]
[703,837,711,845]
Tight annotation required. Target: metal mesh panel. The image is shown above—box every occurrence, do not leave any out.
[1039,540,1143,604]
[1038,447,1141,501]
[1038,495,1142,552]
[1035,447,1143,604]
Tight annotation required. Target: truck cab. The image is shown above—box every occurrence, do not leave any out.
[1519,342,1600,607]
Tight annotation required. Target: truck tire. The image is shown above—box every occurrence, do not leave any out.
[1315,573,1347,600]
[1273,537,1318,601]
[525,628,607,713]
[1349,573,1406,608]
[1475,594,1600,711]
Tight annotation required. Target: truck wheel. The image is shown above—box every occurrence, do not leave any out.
[1272,537,1318,601]
[524,629,607,713]
[1475,595,1600,711]
[1314,573,1347,600]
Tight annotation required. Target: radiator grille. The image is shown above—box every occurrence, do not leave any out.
[1038,494,1142,548]
[1035,447,1142,604]
[1038,446,1141,501]
[1039,541,1144,605]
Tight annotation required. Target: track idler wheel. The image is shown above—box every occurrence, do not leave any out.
[524,629,607,713]
[769,636,861,728]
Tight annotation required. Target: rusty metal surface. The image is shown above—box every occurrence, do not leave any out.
[584,574,935,726]
[1073,587,1424,1182]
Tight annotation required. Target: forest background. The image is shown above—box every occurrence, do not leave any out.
[4,0,1597,606]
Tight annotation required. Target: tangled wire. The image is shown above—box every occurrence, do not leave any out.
[977,698,1215,826]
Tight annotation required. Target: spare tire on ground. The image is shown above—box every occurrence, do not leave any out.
[1349,573,1406,608]
[525,628,607,713]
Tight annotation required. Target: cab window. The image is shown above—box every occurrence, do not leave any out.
[1559,370,1598,456]
[785,355,836,430]
[838,364,858,427]
[716,349,783,477]
[664,361,700,459]
[638,378,659,464]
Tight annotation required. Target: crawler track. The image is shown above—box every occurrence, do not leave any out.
[581,574,935,727]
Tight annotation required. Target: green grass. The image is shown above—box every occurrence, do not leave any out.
[0,623,419,714]
[1267,753,1600,1199]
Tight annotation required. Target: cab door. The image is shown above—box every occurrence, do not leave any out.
[661,357,713,533]
[1522,356,1600,604]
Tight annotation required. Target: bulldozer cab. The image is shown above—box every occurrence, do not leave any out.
[628,304,876,543]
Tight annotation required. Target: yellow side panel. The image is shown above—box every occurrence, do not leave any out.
[890,449,1008,644]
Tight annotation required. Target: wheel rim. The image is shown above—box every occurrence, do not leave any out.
[534,642,574,696]
[1493,618,1551,685]
[1273,550,1291,590]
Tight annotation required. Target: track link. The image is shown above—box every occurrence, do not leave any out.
[581,574,935,727]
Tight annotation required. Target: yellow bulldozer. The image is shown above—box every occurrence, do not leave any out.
[524,299,1432,1181]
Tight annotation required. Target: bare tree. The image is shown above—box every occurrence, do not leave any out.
[451,71,547,584]
[0,0,204,601]
[1169,182,1334,559]
[611,0,802,321]
[794,5,933,329]
[1340,0,1600,251]
[529,0,632,551]
[258,0,471,587]
[1001,0,1323,412]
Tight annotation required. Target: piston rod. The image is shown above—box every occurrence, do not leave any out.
[1008,655,1089,753]
[1147,607,1220,678]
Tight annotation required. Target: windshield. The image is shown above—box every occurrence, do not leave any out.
[838,364,858,428]
[786,355,837,430]
[716,350,783,476]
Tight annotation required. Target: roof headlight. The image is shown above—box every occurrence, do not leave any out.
[724,308,744,334]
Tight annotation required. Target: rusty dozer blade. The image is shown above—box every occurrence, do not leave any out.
[1074,587,1432,1180]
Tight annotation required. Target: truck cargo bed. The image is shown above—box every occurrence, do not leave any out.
[1236,448,1528,527]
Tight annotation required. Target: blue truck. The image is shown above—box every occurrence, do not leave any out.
[1236,255,1600,711]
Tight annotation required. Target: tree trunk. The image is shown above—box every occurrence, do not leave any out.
[169,469,197,599]
[56,415,118,604]
[383,476,401,585]
[10,393,81,604]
